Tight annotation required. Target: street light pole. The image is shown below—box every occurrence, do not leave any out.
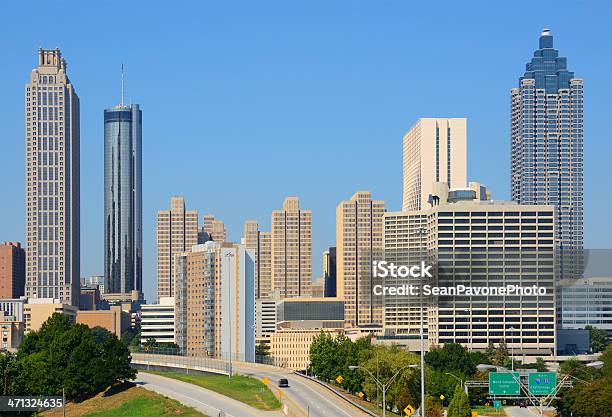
[225,251,235,378]
[508,326,516,371]
[349,364,418,417]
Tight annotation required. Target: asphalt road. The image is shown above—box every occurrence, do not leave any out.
[232,362,372,417]
[505,406,551,417]
[136,371,283,417]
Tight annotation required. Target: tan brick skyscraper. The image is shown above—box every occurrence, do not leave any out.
[243,221,272,299]
[201,214,227,242]
[336,191,385,326]
[25,48,80,305]
[271,197,312,298]
[156,196,198,300]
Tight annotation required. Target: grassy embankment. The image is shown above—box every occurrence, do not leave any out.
[41,383,207,417]
[144,370,281,410]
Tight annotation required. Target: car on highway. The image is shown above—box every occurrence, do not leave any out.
[519,400,528,408]
[278,378,289,387]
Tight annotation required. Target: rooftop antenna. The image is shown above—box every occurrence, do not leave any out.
[121,62,125,107]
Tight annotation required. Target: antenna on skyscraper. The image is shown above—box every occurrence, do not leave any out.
[121,62,125,107]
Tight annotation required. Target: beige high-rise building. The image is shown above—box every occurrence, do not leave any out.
[336,191,385,326]
[175,242,255,361]
[243,221,272,299]
[156,196,198,300]
[25,49,80,305]
[402,118,467,211]
[201,214,227,243]
[271,197,312,298]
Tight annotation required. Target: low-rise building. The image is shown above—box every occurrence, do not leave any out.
[24,298,77,333]
[140,297,175,345]
[255,297,278,346]
[0,297,26,322]
[0,314,24,351]
[270,327,342,370]
[76,306,129,336]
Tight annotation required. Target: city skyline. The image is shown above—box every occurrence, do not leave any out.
[1,2,611,302]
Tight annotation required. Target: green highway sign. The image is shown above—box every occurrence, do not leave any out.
[493,400,502,409]
[489,372,520,395]
[528,372,557,395]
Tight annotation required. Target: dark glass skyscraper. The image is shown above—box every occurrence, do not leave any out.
[511,29,583,280]
[104,104,142,295]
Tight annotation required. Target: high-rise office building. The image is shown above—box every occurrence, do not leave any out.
[511,29,583,281]
[25,48,80,305]
[558,277,612,337]
[104,100,142,297]
[402,118,467,211]
[243,221,272,299]
[336,191,385,326]
[156,196,198,300]
[200,214,227,243]
[0,242,25,299]
[385,182,556,356]
[271,197,312,298]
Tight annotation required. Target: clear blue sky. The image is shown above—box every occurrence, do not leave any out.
[1,1,610,302]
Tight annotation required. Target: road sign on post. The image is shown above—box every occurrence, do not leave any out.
[489,372,520,395]
[528,372,557,395]
[403,404,415,416]
[493,400,502,409]
[335,375,344,384]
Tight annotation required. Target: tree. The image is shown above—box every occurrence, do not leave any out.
[447,384,471,417]
[0,352,26,395]
[255,341,270,358]
[534,357,548,372]
[553,346,612,416]
[491,340,509,367]
[309,331,338,382]
[585,325,609,353]
[425,394,444,417]
[15,313,135,401]
[425,343,476,376]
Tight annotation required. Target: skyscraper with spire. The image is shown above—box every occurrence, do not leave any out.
[511,29,584,280]
[103,66,143,297]
[25,48,80,305]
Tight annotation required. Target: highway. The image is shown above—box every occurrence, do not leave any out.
[136,371,283,417]
[232,362,373,417]
[505,406,552,417]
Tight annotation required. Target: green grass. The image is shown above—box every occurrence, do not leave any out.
[41,385,207,417]
[145,370,281,410]
[81,394,205,417]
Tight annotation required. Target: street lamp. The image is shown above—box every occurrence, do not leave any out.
[508,326,517,371]
[445,372,464,389]
[349,364,418,417]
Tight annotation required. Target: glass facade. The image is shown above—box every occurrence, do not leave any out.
[104,105,142,295]
[511,30,583,281]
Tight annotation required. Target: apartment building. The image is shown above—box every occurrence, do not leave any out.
[336,191,385,326]
[271,197,312,298]
[156,196,198,300]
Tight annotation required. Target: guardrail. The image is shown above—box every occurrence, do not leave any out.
[132,352,230,375]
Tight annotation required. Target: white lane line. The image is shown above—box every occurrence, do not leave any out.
[286,376,354,417]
